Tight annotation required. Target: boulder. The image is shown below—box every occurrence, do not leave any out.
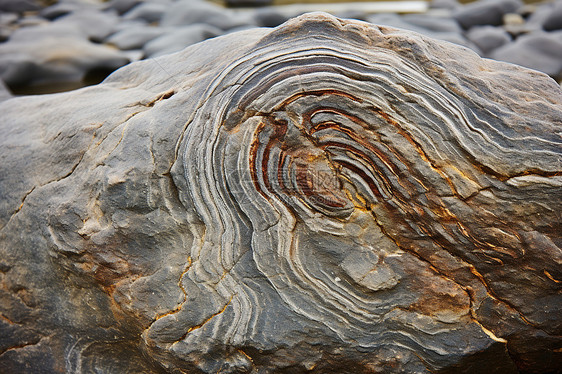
[0,13,560,374]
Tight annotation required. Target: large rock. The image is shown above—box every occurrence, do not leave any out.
[0,13,560,374]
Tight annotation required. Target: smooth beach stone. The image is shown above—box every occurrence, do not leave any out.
[0,12,17,41]
[106,26,168,50]
[142,23,222,58]
[490,31,562,78]
[253,7,291,27]
[467,25,512,54]
[53,9,120,42]
[367,13,477,51]
[453,0,523,29]
[0,79,12,102]
[0,0,41,14]
[122,1,170,23]
[0,13,560,374]
[543,0,562,31]
[0,23,130,88]
[401,13,463,33]
[103,0,143,15]
[160,0,253,30]
[39,1,102,20]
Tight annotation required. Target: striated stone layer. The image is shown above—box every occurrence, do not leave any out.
[0,13,561,374]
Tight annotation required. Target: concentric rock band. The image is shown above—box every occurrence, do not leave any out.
[0,13,560,373]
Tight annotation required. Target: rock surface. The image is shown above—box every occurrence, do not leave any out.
[0,13,561,374]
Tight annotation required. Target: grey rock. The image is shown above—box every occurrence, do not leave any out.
[402,13,462,33]
[0,23,130,88]
[453,0,523,29]
[543,0,562,31]
[0,13,561,374]
[15,15,49,28]
[467,25,511,55]
[0,11,18,25]
[39,1,102,20]
[106,26,169,50]
[367,13,477,51]
[0,79,12,102]
[122,2,169,24]
[143,24,222,58]
[103,0,143,15]
[490,31,562,78]
[253,8,290,27]
[0,0,40,14]
[0,12,17,41]
[160,0,253,30]
[429,0,460,10]
[54,9,120,42]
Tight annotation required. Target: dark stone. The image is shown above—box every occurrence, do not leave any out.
[225,0,273,7]
[122,1,170,24]
[53,9,120,42]
[0,79,11,102]
[543,0,562,31]
[160,0,253,30]
[466,25,511,55]
[0,0,41,14]
[142,23,222,57]
[103,0,143,15]
[490,31,562,78]
[0,23,130,90]
[0,13,560,374]
[39,1,102,21]
[367,13,477,51]
[253,8,290,28]
[453,0,523,29]
[106,26,169,50]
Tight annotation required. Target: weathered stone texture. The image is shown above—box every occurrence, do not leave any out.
[0,13,561,373]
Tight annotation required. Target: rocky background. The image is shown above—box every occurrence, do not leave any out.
[0,0,561,98]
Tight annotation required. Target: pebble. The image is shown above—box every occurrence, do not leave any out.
[253,8,290,27]
[0,23,130,88]
[103,0,143,15]
[2,0,561,94]
[543,0,562,31]
[0,0,41,14]
[40,1,101,20]
[0,79,12,102]
[122,2,170,24]
[143,23,223,58]
[54,9,120,42]
[453,0,522,29]
[106,26,169,50]
[467,25,511,55]
[367,13,478,51]
[160,0,253,30]
[490,31,562,78]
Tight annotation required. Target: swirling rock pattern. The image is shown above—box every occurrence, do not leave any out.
[0,13,561,373]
